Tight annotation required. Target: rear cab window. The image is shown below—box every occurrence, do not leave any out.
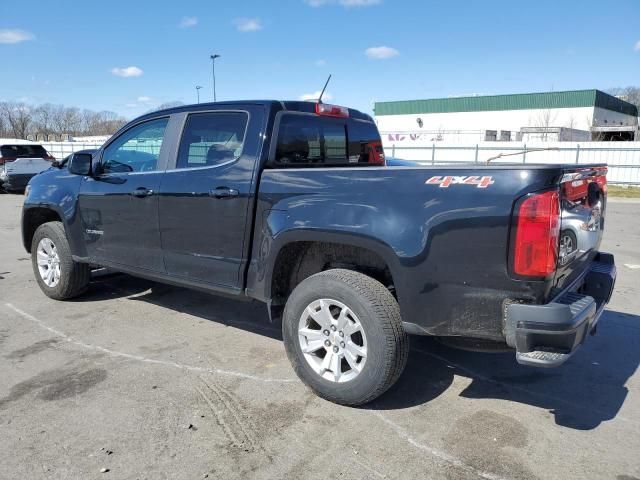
[0,144,50,160]
[271,113,383,168]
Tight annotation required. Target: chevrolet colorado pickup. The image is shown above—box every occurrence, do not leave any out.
[22,100,616,405]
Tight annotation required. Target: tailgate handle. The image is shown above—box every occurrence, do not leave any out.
[211,187,239,199]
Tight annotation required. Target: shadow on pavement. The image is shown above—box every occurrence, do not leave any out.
[78,272,282,341]
[78,273,638,430]
[371,310,640,430]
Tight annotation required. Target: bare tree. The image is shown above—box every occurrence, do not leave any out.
[0,102,32,139]
[607,86,640,110]
[565,114,577,141]
[0,111,8,137]
[0,99,127,139]
[31,103,57,137]
[534,109,557,141]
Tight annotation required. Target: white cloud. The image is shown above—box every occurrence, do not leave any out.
[340,0,381,5]
[299,91,333,102]
[365,46,399,59]
[126,96,158,109]
[315,59,327,67]
[233,18,262,32]
[179,16,198,28]
[111,66,144,77]
[306,0,380,7]
[634,40,640,51]
[0,29,35,44]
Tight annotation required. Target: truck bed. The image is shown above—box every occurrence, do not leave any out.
[249,163,607,341]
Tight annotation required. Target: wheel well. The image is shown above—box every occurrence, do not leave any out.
[23,208,61,253]
[271,241,395,307]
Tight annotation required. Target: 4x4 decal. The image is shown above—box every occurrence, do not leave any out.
[426,175,494,188]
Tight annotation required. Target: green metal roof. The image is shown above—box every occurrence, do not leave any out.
[374,89,638,117]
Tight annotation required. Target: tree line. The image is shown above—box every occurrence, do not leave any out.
[607,87,640,112]
[0,101,128,140]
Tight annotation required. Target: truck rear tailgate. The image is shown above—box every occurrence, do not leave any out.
[506,164,615,367]
[554,165,608,292]
[4,157,52,176]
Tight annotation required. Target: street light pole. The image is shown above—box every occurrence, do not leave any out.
[195,85,203,104]
[210,54,221,102]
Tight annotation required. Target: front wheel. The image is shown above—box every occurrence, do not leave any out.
[31,221,90,300]
[282,269,408,406]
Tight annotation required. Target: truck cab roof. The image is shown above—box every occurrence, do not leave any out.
[146,100,374,123]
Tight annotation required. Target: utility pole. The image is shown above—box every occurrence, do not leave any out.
[210,54,221,102]
[195,85,203,104]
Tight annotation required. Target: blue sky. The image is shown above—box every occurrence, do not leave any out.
[1,0,639,118]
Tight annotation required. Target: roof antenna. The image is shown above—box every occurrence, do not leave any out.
[318,74,332,104]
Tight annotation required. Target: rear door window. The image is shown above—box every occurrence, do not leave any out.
[272,113,381,167]
[0,145,49,158]
[176,112,248,169]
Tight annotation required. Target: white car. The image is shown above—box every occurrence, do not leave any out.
[0,139,54,192]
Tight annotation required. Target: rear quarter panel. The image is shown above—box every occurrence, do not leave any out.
[248,165,563,340]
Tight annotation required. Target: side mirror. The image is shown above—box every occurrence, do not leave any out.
[68,153,93,176]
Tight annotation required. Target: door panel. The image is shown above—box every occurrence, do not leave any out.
[159,108,264,288]
[160,165,249,286]
[78,117,170,272]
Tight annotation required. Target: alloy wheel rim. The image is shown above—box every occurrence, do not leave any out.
[36,237,61,288]
[298,298,367,383]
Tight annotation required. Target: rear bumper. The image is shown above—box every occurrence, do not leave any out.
[505,252,616,367]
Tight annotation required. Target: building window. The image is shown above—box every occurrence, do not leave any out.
[484,130,497,141]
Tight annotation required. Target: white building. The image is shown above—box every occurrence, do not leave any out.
[374,89,639,143]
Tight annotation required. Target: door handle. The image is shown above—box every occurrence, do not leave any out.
[211,187,239,199]
[131,187,154,198]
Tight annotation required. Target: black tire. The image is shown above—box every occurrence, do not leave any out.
[282,268,408,406]
[31,221,90,300]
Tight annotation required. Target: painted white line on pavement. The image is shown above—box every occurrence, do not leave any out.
[4,302,297,384]
[370,411,508,480]
[4,302,512,480]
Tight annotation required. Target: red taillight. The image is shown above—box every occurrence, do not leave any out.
[315,103,349,118]
[513,190,560,278]
[0,156,17,166]
[366,141,385,165]
[45,154,56,161]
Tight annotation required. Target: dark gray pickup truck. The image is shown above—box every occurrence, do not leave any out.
[22,100,616,405]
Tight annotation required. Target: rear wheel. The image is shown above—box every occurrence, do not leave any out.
[31,221,90,300]
[282,269,408,406]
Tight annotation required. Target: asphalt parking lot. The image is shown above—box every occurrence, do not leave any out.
[0,193,639,480]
